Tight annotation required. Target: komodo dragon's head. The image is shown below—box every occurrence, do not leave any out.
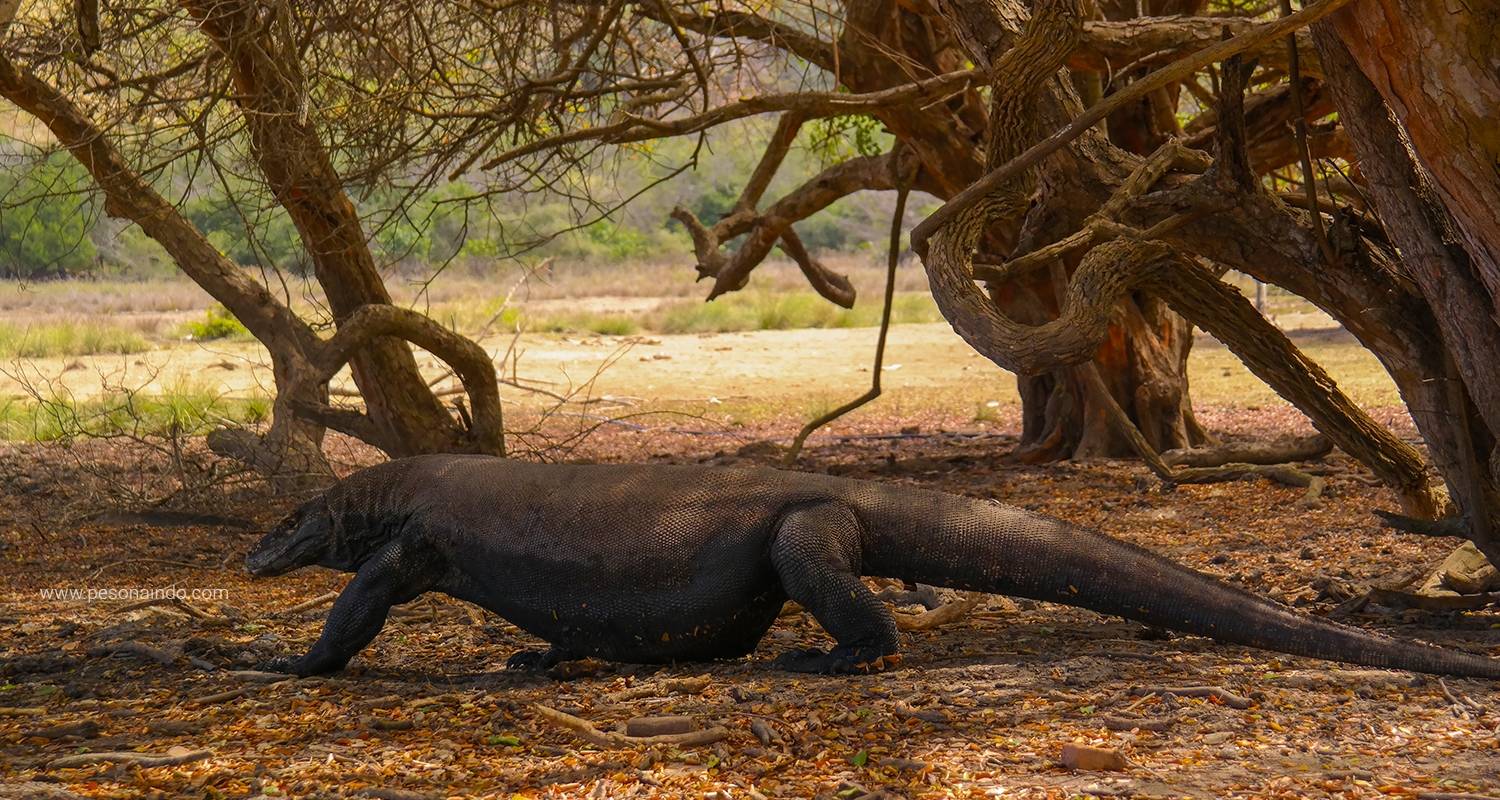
[245,496,342,577]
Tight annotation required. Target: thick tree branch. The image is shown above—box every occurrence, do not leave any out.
[914,0,1359,252]
[633,6,838,72]
[308,306,505,456]
[672,149,901,305]
[1072,17,1320,77]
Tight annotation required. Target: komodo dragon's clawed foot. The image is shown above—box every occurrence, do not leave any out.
[772,646,902,675]
[258,654,332,677]
[505,648,570,671]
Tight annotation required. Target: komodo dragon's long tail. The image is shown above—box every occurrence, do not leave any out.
[861,495,1500,678]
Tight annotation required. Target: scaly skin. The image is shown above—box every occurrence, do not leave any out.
[246,455,1500,678]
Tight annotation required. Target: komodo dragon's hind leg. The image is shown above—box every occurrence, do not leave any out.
[263,538,441,676]
[769,503,901,674]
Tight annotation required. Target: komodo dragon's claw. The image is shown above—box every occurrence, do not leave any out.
[505,648,569,671]
[772,646,900,675]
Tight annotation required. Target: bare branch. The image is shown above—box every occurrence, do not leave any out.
[480,69,977,171]
[1072,17,1320,77]
[633,5,838,72]
[913,0,1360,252]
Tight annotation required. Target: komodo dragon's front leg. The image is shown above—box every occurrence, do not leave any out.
[264,538,442,676]
[770,503,901,674]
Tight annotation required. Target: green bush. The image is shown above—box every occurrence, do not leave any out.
[0,154,99,279]
[182,305,252,341]
[525,311,640,336]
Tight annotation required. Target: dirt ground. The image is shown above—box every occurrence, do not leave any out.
[0,399,1496,799]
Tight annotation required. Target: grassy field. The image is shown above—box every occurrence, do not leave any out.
[0,386,271,442]
[0,320,150,359]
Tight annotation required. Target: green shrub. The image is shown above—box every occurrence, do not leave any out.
[0,154,99,279]
[182,305,251,341]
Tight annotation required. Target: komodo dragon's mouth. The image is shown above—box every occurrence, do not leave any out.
[245,516,324,577]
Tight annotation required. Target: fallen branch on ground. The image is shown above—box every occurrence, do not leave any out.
[532,704,729,748]
[276,591,339,615]
[894,593,985,631]
[1101,714,1176,732]
[604,674,712,702]
[1127,685,1254,709]
[114,597,228,625]
[1373,510,1469,538]
[1438,678,1486,716]
[187,678,291,705]
[1161,435,1331,467]
[1364,589,1500,612]
[1172,462,1326,505]
[86,641,179,665]
[48,748,211,769]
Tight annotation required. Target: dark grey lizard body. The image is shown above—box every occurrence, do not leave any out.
[246,454,1500,678]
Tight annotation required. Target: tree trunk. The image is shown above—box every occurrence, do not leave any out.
[998,280,1204,460]
[847,0,1204,460]
[0,50,333,489]
[1311,18,1500,563]
[1323,3,1500,311]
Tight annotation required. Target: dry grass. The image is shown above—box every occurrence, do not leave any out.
[0,320,152,358]
[0,381,272,441]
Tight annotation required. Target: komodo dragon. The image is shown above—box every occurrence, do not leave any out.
[245,454,1500,678]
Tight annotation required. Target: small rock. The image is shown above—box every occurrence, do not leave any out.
[1060,743,1128,771]
[625,715,696,737]
[728,686,766,703]
[749,718,775,745]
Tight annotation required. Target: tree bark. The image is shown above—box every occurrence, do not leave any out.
[1311,21,1499,563]
[1323,3,1500,312]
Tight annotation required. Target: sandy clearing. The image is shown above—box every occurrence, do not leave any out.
[0,320,1393,418]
